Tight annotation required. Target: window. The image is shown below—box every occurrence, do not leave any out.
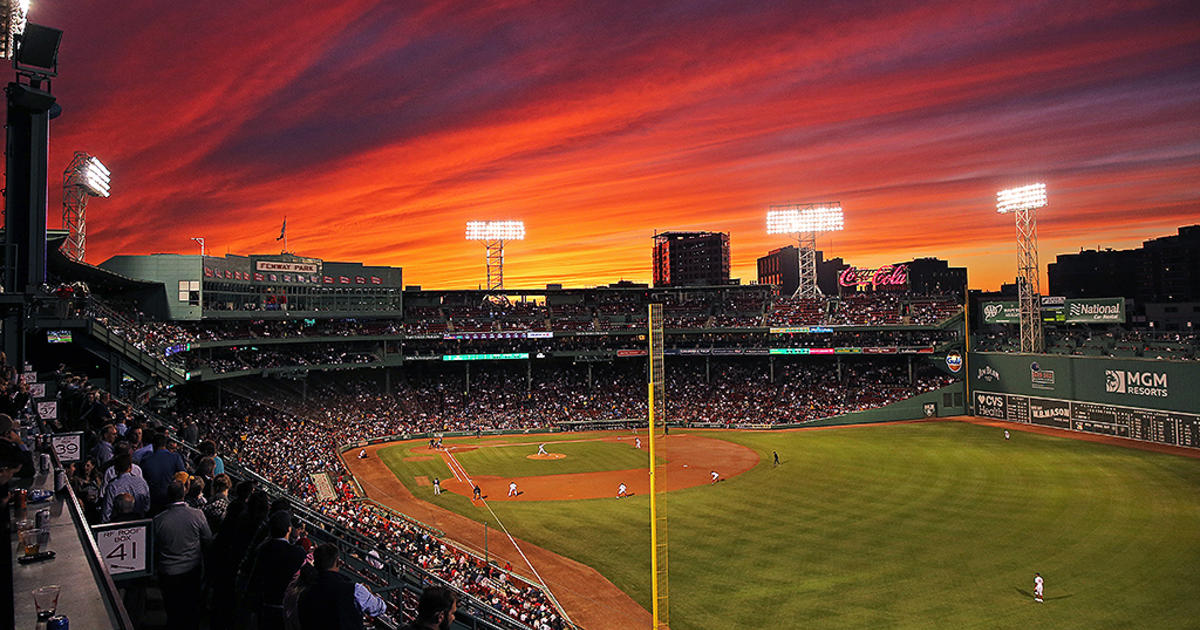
[179,280,201,305]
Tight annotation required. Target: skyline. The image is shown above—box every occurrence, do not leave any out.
[26,1,1200,290]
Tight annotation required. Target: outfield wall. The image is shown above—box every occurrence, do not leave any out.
[968,352,1200,448]
[803,384,966,427]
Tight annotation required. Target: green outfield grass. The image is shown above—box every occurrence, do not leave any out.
[380,423,1200,629]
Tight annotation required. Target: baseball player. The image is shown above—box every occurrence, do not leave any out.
[537,443,547,456]
[617,483,628,499]
[358,448,367,459]
[772,451,780,466]
[432,477,441,495]
[635,437,642,449]
[472,485,482,500]
[1005,430,1010,440]
[508,481,518,497]
[710,470,720,484]
[1034,573,1044,603]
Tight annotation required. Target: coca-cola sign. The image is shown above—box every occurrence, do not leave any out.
[838,264,909,288]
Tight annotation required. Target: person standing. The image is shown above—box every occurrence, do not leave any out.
[247,511,307,630]
[472,485,482,500]
[153,481,213,630]
[710,470,720,484]
[508,481,518,497]
[101,454,150,522]
[1005,430,1011,441]
[142,432,186,513]
[617,483,628,499]
[635,437,642,449]
[1034,573,1044,603]
[537,443,547,456]
[772,451,780,466]
[297,543,388,630]
[432,477,441,495]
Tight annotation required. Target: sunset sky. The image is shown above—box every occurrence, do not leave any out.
[30,0,1200,290]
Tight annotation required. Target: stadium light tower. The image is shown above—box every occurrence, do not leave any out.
[766,202,843,298]
[61,152,111,263]
[465,220,524,291]
[997,183,1047,353]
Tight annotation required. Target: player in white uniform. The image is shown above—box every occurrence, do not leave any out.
[508,481,518,497]
[537,443,547,455]
[635,437,642,449]
[1034,573,1044,603]
[617,483,628,498]
[358,448,367,459]
[710,470,720,484]
[1004,430,1010,440]
[432,477,441,495]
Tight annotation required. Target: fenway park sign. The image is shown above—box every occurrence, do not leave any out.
[838,264,909,288]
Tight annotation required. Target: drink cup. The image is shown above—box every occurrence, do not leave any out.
[20,529,40,556]
[32,584,60,621]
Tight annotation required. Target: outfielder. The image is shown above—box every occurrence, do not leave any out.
[635,437,642,449]
[1034,573,1043,603]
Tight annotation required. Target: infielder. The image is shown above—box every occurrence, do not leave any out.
[617,483,628,499]
[537,443,547,456]
[508,481,518,497]
[710,470,720,484]
[1034,573,1043,603]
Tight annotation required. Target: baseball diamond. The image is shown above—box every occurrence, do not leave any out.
[345,418,1200,630]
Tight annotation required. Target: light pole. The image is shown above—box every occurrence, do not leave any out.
[191,237,206,257]
[997,183,1047,353]
[465,220,525,292]
[766,202,844,298]
[61,152,110,263]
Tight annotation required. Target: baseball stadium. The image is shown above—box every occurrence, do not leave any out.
[2,3,1200,630]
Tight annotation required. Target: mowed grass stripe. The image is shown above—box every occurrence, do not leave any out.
[450,439,656,477]
[380,423,1200,630]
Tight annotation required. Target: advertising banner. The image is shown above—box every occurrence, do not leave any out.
[1064,298,1125,323]
[981,301,1020,324]
[970,353,1200,414]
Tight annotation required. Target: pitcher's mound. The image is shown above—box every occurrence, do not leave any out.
[527,453,566,460]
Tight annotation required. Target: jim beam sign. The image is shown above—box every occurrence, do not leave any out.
[1105,369,1168,398]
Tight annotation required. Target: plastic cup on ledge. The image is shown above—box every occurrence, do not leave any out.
[32,584,60,621]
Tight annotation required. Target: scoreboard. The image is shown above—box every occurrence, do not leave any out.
[974,391,1200,449]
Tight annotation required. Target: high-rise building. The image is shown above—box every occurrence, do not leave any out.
[652,231,730,287]
[900,257,968,295]
[757,246,843,295]
[757,246,798,295]
[1048,225,1200,302]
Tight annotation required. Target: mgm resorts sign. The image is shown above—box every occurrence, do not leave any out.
[1105,369,1168,398]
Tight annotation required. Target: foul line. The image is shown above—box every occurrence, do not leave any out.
[443,448,573,627]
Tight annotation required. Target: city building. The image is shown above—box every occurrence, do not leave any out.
[757,246,844,295]
[652,231,731,287]
[1048,225,1200,303]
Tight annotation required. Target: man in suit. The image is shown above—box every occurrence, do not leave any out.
[248,510,308,630]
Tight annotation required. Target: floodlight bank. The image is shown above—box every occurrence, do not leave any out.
[996,183,1047,214]
[465,220,526,241]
